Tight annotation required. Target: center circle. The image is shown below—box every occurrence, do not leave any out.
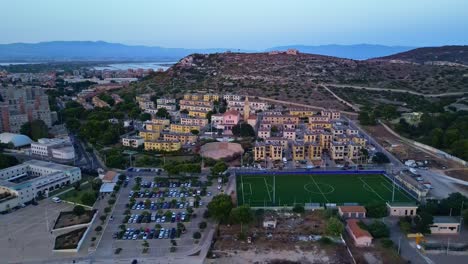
[304,182,335,194]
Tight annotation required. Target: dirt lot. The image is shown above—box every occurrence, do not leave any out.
[343,232,405,264]
[209,211,351,263]
[364,124,463,170]
[445,169,468,182]
[54,209,96,229]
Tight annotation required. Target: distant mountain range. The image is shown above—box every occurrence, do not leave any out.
[0,41,417,62]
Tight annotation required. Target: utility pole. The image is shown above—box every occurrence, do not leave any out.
[460,201,464,233]
[446,238,450,255]
[398,236,402,255]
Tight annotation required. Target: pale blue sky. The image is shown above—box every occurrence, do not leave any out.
[2,0,467,49]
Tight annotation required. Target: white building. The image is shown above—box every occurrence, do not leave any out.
[223,94,242,101]
[0,160,82,212]
[30,138,75,161]
[157,98,176,105]
[122,136,144,148]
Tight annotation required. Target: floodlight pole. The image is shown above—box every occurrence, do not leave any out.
[273,174,276,205]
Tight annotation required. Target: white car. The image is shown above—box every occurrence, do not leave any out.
[52,197,61,203]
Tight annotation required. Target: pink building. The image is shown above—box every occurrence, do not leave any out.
[221,109,240,135]
[346,219,373,247]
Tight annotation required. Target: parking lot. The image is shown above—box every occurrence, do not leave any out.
[95,170,217,259]
[0,199,76,263]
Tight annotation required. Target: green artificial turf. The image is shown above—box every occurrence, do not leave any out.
[236,174,414,207]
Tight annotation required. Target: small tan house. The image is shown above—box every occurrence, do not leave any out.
[386,202,418,217]
[338,205,366,219]
[346,219,373,247]
[430,216,461,234]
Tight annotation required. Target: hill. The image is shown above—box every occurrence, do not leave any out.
[268,44,414,60]
[137,52,468,98]
[372,45,468,66]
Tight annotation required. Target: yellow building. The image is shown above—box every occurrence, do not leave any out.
[144,140,181,152]
[180,99,213,107]
[183,93,203,101]
[144,121,166,132]
[330,142,346,160]
[139,131,160,141]
[292,143,306,161]
[170,124,200,133]
[319,133,333,150]
[150,118,170,126]
[304,131,319,143]
[308,121,332,130]
[352,137,367,147]
[254,142,283,161]
[289,108,316,118]
[203,94,220,102]
[162,132,197,144]
[254,144,266,161]
[307,143,322,160]
[188,110,208,118]
[262,115,299,125]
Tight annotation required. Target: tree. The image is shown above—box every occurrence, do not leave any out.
[74,181,81,191]
[358,111,376,126]
[365,201,388,218]
[232,123,255,137]
[81,192,97,206]
[73,205,86,216]
[0,153,19,169]
[211,161,228,176]
[414,211,433,234]
[207,194,233,221]
[229,205,253,224]
[463,209,468,225]
[367,221,390,238]
[326,217,344,236]
[292,204,305,214]
[439,192,468,216]
[20,120,49,140]
[180,109,189,115]
[139,113,151,121]
[372,152,390,164]
[155,108,170,118]
[190,129,199,135]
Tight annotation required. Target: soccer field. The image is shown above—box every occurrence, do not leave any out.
[236,173,415,207]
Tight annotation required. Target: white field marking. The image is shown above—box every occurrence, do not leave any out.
[358,177,385,201]
[309,175,329,203]
[263,177,272,201]
[380,180,413,201]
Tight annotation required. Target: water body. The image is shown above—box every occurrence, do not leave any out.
[93,62,176,71]
[0,62,43,66]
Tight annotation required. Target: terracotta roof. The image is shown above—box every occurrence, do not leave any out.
[102,171,118,182]
[346,219,372,239]
[339,206,367,213]
[224,109,240,116]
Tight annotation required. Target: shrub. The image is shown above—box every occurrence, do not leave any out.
[91,237,96,241]
[319,236,333,245]
[108,199,116,205]
[193,231,201,239]
[381,238,394,248]
[292,204,305,214]
[170,246,176,253]
[95,226,103,232]
[115,248,122,254]
[198,221,207,229]
[104,207,111,213]
[100,215,107,222]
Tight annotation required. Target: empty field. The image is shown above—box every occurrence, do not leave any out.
[236,173,414,207]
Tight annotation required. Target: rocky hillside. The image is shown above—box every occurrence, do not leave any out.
[372,45,468,66]
[136,52,468,97]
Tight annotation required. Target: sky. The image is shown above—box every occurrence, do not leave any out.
[1,0,468,49]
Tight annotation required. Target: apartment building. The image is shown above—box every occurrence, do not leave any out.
[0,86,57,133]
[289,108,316,118]
[170,124,200,134]
[188,110,208,119]
[156,104,177,111]
[254,142,283,161]
[162,132,197,144]
[121,136,144,148]
[321,110,341,120]
[144,140,181,152]
[180,100,213,107]
[203,94,220,102]
[223,94,241,101]
[262,115,299,125]
[180,117,208,127]
[139,131,161,141]
[156,98,176,105]
[183,93,203,101]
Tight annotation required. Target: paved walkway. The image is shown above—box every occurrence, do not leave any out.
[326,84,467,98]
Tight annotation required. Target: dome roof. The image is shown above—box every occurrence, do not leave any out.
[0,133,33,147]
